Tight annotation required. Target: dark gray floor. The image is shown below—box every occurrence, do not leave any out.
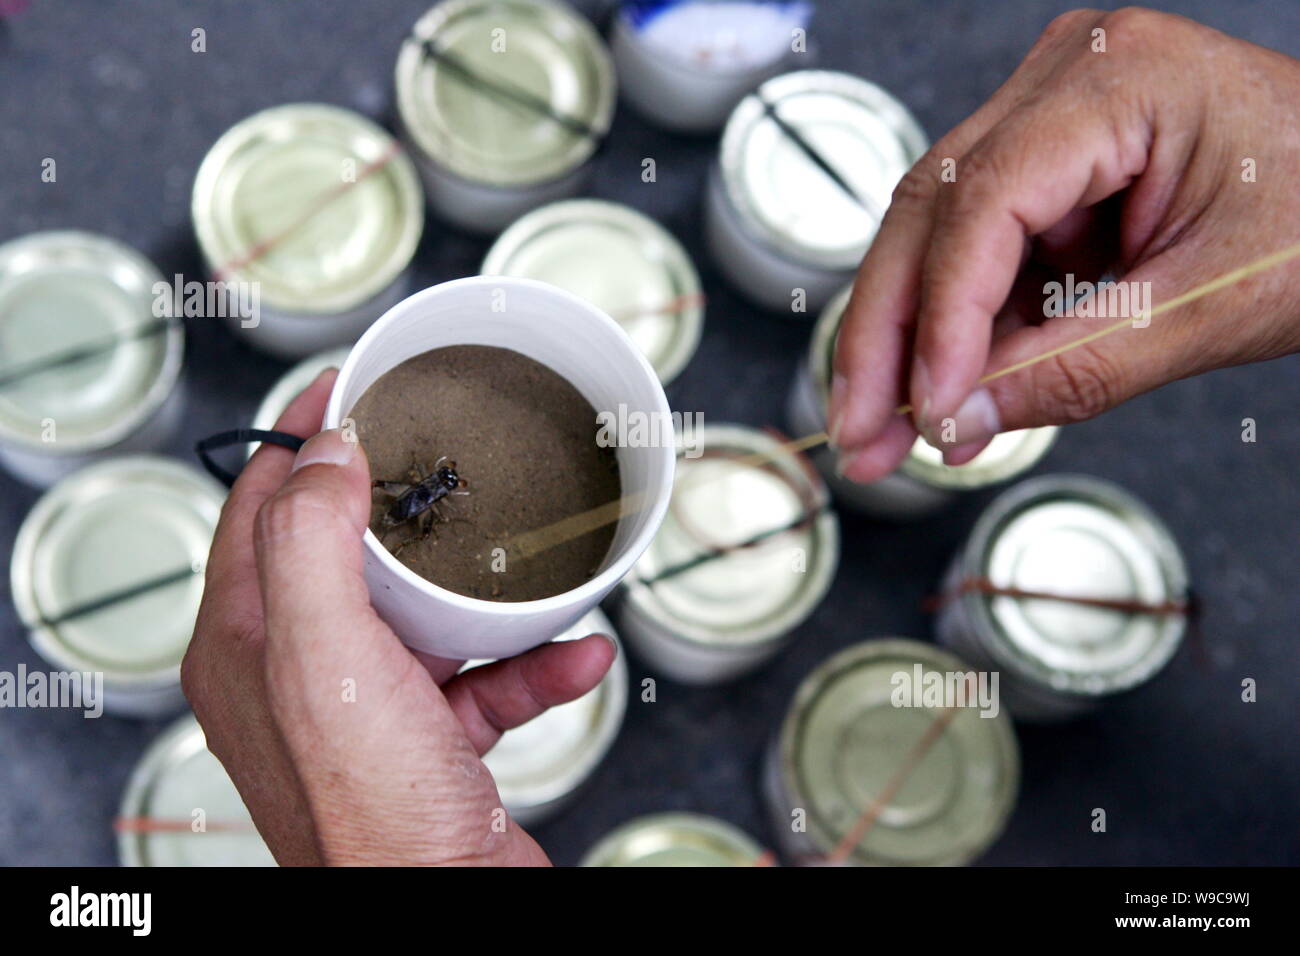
[1,0,1296,866]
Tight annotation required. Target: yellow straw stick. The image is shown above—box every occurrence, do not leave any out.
[506,241,1300,559]
[825,705,960,865]
[976,240,1300,390]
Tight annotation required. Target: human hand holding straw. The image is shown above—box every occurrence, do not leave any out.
[829,8,1300,480]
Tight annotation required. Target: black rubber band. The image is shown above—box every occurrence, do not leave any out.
[756,92,879,219]
[637,502,830,587]
[196,428,306,488]
[416,38,605,142]
[36,565,200,629]
[0,316,176,390]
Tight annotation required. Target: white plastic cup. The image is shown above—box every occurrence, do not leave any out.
[325,276,675,660]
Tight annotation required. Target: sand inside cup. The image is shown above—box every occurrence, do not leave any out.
[350,344,620,602]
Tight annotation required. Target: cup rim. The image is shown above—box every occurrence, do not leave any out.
[325,275,675,616]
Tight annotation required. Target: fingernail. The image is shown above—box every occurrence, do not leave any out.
[942,440,989,467]
[835,441,885,486]
[600,633,619,657]
[291,429,357,472]
[827,373,848,449]
[922,388,1000,450]
[911,358,933,433]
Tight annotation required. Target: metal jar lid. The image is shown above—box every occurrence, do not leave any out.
[118,714,275,867]
[395,0,615,188]
[0,231,182,455]
[718,70,927,271]
[955,474,1190,698]
[775,638,1020,866]
[481,200,703,384]
[902,429,1059,489]
[581,812,763,866]
[621,423,838,651]
[246,346,352,459]
[192,103,423,316]
[468,608,627,820]
[10,456,225,691]
[808,283,1058,488]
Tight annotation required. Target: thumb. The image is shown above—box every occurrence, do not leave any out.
[253,428,376,637]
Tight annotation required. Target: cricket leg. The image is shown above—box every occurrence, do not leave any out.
[385,525,409,558]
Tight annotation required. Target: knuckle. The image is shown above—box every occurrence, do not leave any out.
[1038,8,1101,46]
[953,144,1005,187]
[179,644,205,707]
[1041,347,1120,422]
[255,483,338,548]
[1099,7,1166,49]
[181,614,258,711]
[890,163,939,211]
[935,148,1006,221]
